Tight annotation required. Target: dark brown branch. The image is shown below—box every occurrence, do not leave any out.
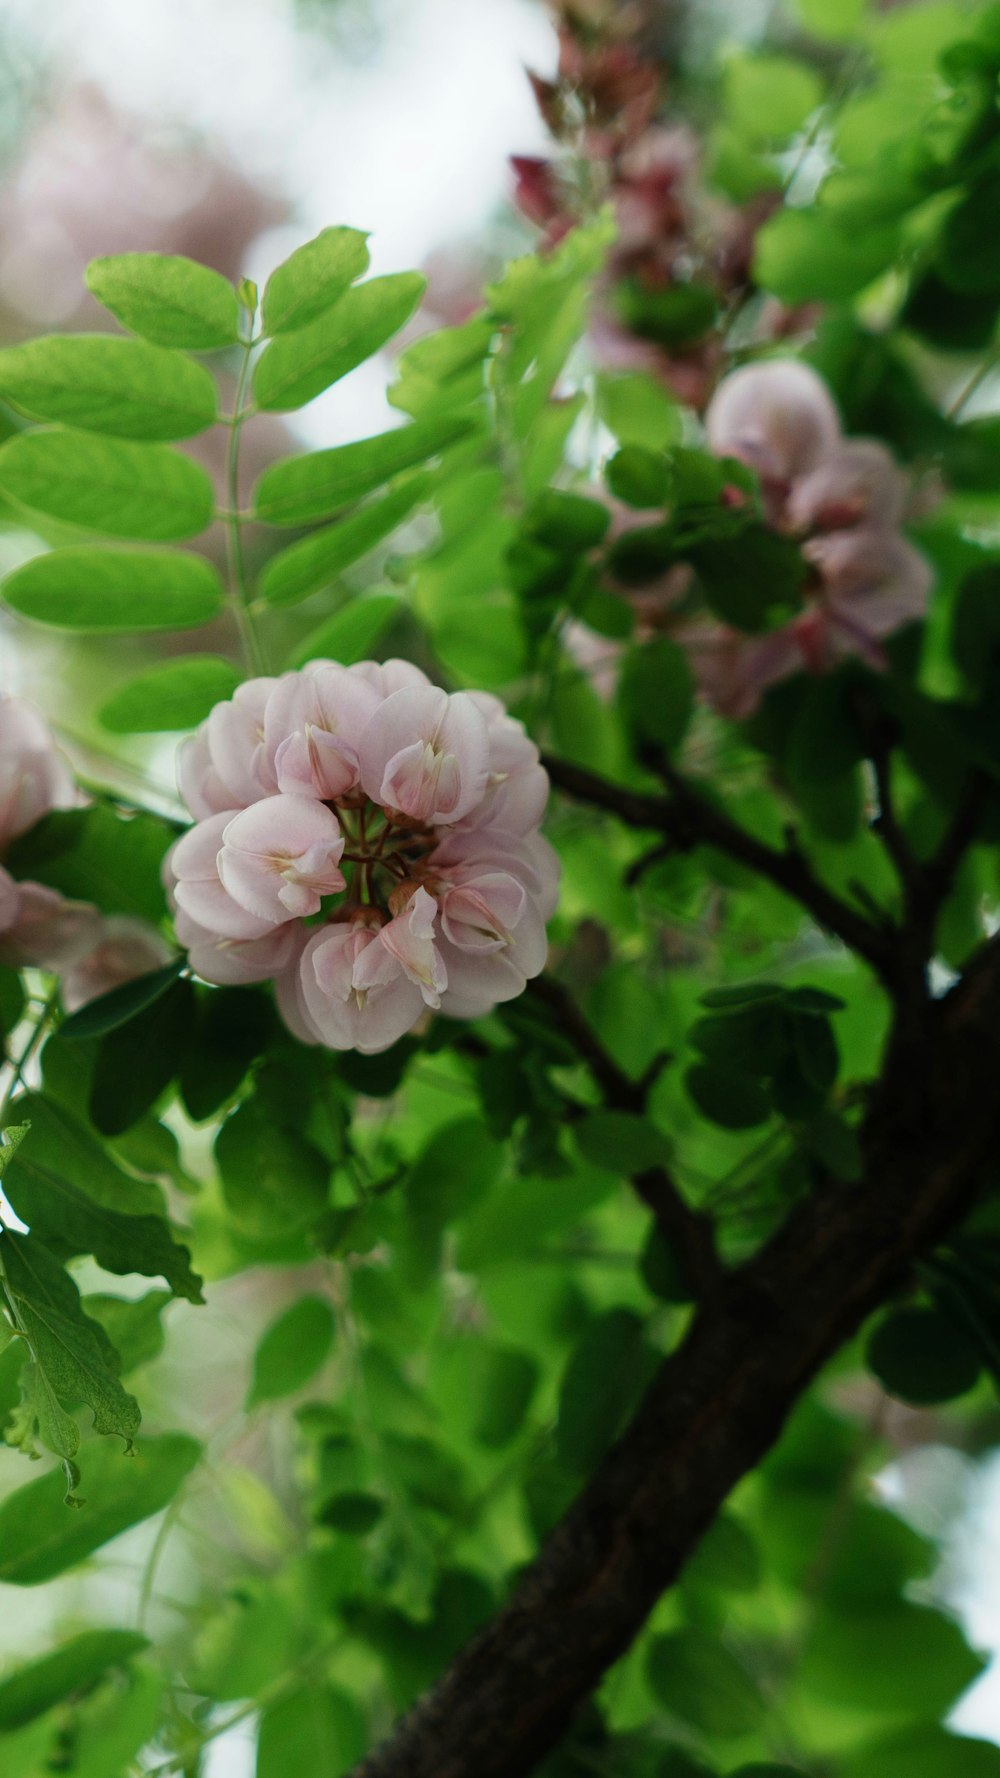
[541,753,899,986]
[526,975,719,1302]
[349,941,1000,1778]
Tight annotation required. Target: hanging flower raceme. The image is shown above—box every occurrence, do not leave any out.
[168,660,560,1055]
[0,692,172,1010]
[682,359,932,718]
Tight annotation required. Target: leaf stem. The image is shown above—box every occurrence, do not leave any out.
[224,304,268,676]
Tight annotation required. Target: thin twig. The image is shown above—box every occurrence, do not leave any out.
[542,752,899,985]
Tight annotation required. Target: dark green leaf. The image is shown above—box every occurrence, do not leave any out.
[556,1308,649,1474]
[526,490,610,552]
[3,547,223,632]
[86,252,240,348]
[0,335,218,439]
[939,176,1000,295]
[0,1431,201,1584]
[2,1094,203,1302]
[262,227,370,335]
[215,1101,330,1237]
[89,979,194,1135]
[685,1064,772,1129]
[82,1291,171,1375]
[646,1629,764,1738]
[59,959,184,1040]
[691,528,805,633]
[318,1491,384,1534]
[254,272,425,411]
[0,1629,149,1730]
[605,445,670,508]
[619,637,695,755]
[867,1304,982,1404]
[572,1111,671,1175]
[840,1729,1000,1778]
[472,1346,538,1448]
[5,806,174,925]
[0,1233,140,1488]
[179,986,275,1121]
[798,1599,983,1714]
[99,656,240,732]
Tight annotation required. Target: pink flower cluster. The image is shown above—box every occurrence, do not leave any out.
[0,693,169,1007]
[168,660,559,1055]
[681,360,932,718]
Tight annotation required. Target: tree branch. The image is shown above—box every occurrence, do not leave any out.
[541,753,899,986]
[348,945,1000,1778]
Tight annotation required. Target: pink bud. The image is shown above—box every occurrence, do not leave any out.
[705,360,841,487]
[786,440,906,536]
[178,677,278,818]
[265,661,380,800]
[0,882,102,972]
[60,915,172,1013]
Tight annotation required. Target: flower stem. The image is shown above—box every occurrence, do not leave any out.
[224,301,268,676]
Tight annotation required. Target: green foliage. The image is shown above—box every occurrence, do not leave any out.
[85,252,241,348]
[0,429,215,540]
[98,655,241,732]
[253,272,426,411]
[0,334,218,438]
[3,546,223,631]
[0,1629,149,1730]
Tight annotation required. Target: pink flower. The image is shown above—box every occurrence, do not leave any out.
[169,663,558,1053]
[0,880,102,972]
[705,360,840,496]
[359,685,491,826]
[786,440,906,536]
[218,795,346,923]
[60,915,172,1013]
[175,908,305,988]
[298,920,425,1054]
[0,694,80,851]
[170,813,280,940]
[177,677,278,819]
[264,661,380,800]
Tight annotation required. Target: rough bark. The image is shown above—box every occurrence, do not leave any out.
[350,938,1000,1778]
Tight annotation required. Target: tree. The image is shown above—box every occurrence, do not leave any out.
[2,4,1000,1775]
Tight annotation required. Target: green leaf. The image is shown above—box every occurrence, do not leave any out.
[0,1629,149,1731]
[556,1308,649,1474]
[866,1304,982,1404]
[724,53,824,143]
[256,1685,366,1778]
[471,1346,538,1448]
[5,806,174,925]
[258,475,431,608]
[246,1296,335,1409]
[798,1599,984,1714]
[59,959,184,1040]
[318,1490,384,1533]
[89,979,194,1135]
[0,1233,140,1482]
[253,272,426,411]
[290,592,403,668]
[2,1094,203,1302]
[0,1430,201,1584]
[605,444,671,509]
[3,546,223,633]
[179,986,274,1121]
[691,528,805,633]
[82,1290,171,1375]
[99,655,240,732]
[619,638,695,755]
[685,1064,772,1129]
[684,1514,762,1595]
[261,226,370,335]
[254,412,474,526]
[755,207,901,305]
[215,1101,330,1237]
[526,490,610,552]
[840,1729,1000,1778]
[646,1629,764,1738]
[85,252,240,349]
[0,429,215,540]
[939,176,1000,296]
[0,335,218,439]
[572,1111,672,1175]
[596,372,681,450]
